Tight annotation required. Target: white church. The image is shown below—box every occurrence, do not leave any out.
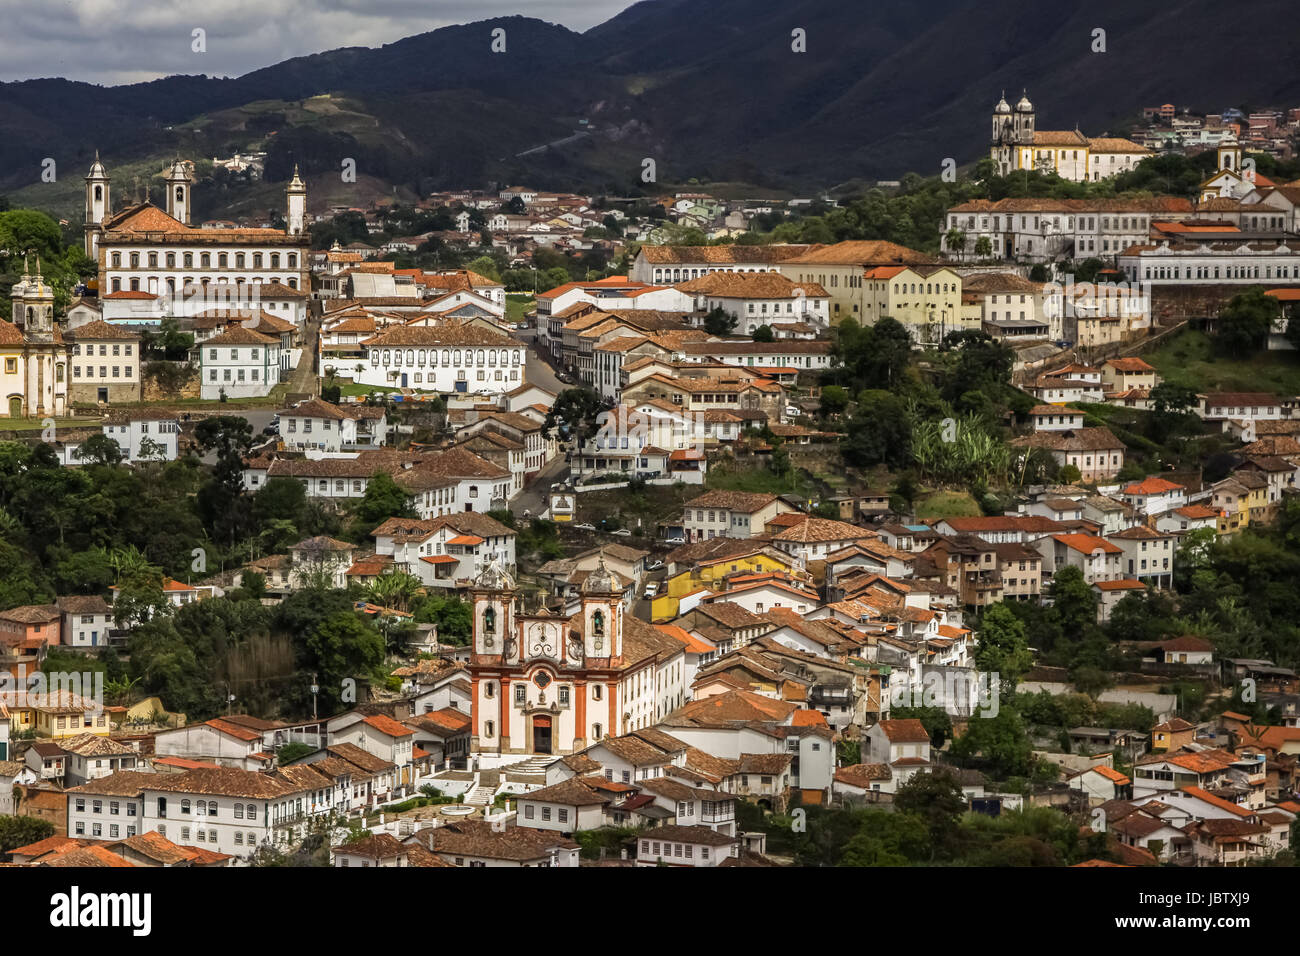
[990,90,1151,182]
[83,155,312,325]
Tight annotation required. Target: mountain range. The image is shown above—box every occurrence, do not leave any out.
[4,0,1300,212]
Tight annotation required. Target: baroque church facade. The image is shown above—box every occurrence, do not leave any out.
[0,258,69,419]
[83,155,311,324]
[990,90,1150,182]
[469,560,688,756]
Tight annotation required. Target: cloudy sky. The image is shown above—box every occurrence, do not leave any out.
[1,0,628,85]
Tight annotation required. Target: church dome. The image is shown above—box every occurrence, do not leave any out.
[86,150,107,179]
[1015,91,1034,113]
[474,558,515,592]
[994,93,1012,115]
[581,558,616,595]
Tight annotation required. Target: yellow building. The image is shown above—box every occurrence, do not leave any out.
[860,265,965,344]
[652,547,802,620]
[1211,475,1269,535]
[2,691,112,739]
[777,240,943,327]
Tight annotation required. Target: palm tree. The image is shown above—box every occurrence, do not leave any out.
[109,545,158,583]
[105,675,142,707]
[367,570,423,613]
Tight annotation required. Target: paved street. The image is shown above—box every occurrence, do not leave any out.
[512,328,566,395]
[284,316,320,398]
[511,455,570,517]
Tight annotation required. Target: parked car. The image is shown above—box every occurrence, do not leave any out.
[664,536,685,546]
[785,405,800,418]
[611,529,632,537]
[573,523,596,531]
[646,560,664,571]
[643,582,659,599]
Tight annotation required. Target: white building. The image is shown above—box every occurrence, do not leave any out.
[101,410,181,462]
[67,320,142,404]
[277,398,390,454]
[372,513,518,590]
[199,325,281,399]
[87,157,309,314]
[359,324,525,395]
[677,272,830,333]
[1120,242,1300,287]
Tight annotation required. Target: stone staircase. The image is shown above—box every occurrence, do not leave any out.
[502,755,554,774]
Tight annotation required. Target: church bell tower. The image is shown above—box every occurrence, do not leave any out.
[84,151,110,259]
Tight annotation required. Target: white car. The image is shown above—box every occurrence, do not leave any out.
[664,536,685,546]
[573,523,596,531]
[643,582,659,599]
[785,405,800,418]
[611,529,632,537]
[646,560,663,571]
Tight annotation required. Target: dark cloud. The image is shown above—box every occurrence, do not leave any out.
[0,0,625,85]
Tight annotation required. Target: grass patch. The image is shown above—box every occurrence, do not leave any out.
[506,295,535,323]
[915,490,983,519]
[0,417,98,434]
[706,462,820,499]
[339,381,400,398]
[1143,328,1300,395]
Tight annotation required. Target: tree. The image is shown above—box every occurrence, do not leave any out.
[950,705,1035,778]
[543,387,605,447]
[304,612,385,712]
[1058,464,1082,485]
[366,570,423,614]
[841,390,911,469]
[894,768,967,860]
[818,385,849,418]
[1215,286,1275,357]
[414,594,472,644]
[349,472,416,536]
[1047,566,1097,641]
[975,603,1033,688]
[702,306,737,336]
[0,815,55,852]
[751,324,774,342]
[974,236,993,259]
[194,415,255,547]
[944,228,967,257]
[74,433,123,466]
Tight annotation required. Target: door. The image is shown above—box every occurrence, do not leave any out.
[97,387,108,403]
[7,396,21,418]
[533,716,552,755]
[401,373,408,388]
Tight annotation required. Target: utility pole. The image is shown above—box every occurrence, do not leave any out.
[311,673,320,721]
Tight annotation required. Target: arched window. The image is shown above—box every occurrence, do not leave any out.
[592,610,605,637]
[94,185,102,201]
[175,186,184,203]
[483,607,496,634]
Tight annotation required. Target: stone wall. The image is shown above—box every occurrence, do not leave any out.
[142,362,200,402]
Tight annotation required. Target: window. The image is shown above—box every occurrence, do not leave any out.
[525,804,535,819]
[542,807,552,821]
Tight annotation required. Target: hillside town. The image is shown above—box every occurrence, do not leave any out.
[2,85,1300,876]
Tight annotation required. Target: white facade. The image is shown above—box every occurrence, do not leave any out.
[199,329,281,399]
[1120,243,1300,286]
[101,416,181,462]
[359,333,526,396]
